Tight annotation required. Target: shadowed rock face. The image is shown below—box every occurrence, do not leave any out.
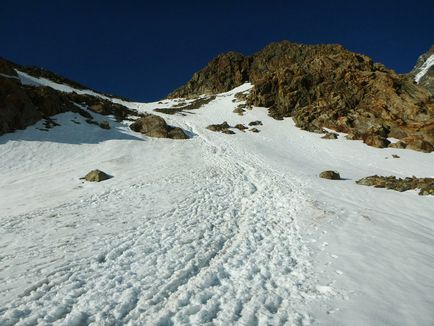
[410,45,434,95]
[0,58,137,135]
[168,41,434,152]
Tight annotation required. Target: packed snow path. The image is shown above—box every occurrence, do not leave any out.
[0,138,320,325]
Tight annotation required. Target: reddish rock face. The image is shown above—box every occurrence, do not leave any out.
[168,41,434,152]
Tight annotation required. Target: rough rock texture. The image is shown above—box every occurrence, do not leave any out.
[0,58,137,135]
[234,124,248,131]
[168,41,434,152]
[321,132,338,139]
[206,121,235,134]
[168,52,250,98]
[356,175,434,196]
[319,170,341,180]
[81,170,112,182]
[129,114,188,139]
[154,96,216,115]
[410,45,434,95]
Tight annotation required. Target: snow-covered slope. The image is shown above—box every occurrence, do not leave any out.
[414,54,434,83]
[0,83,433,325]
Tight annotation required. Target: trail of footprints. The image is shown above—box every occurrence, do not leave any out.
[0,140,328,325]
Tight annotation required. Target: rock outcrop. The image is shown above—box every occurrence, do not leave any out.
[0,58,137,135]
[81,169,112,182]
[319,170,341,180]
[129,114,188,139]
[356,175,434,196]
[168,41,434,152]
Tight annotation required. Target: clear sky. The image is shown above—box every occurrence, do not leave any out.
[1,0,433,101]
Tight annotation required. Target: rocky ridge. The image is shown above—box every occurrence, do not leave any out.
[0,58,186,140]
[410,45,434,95]
[169,41,434,152]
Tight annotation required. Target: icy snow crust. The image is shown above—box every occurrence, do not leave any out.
[414,54,434,83]
[0,79,433,325]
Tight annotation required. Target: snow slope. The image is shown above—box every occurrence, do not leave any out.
[0,82,433,325]
[414,54,434,83]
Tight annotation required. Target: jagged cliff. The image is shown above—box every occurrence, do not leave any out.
[169,41,434,152]
[410,44,434,95]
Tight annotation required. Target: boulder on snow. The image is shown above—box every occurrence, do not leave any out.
[206,121,233,134]
[248,120,263,126]
[356,175,434,195]
[234,124,248,131]
[233,106,245,115]
[319,170,341,180]
[403,137,434,153]
[388,141,407,149]
[99,120,110,130]
[129,114,188,139]
[362,134,390,148]
[81,169,112,182]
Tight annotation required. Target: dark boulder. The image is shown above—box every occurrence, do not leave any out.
[319,170,341,180]
[129,114,188,139]
[81,169,112,182]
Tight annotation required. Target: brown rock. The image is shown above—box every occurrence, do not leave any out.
[321,132,338,139]
[206,121,231,132]
[248,120,263,126]
[168,41,434,152]
[130,114,188,139]
[319,170,341,180]
[99,120,110,130]
[81,169,112,182]
[404,138,434,153]
[389,141,407,149]
[234,124,248,131]
[357,175,434,195]
[363,134,390,148]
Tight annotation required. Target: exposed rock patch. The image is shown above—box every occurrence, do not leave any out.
[129,114,188,139]
[248,120,263,126]
[356,175,434,196]
[81,170,112,182]
[206,121,232,133]
[319,170,341,180]
[234,124,248,131]
[168,41,434,152]
[233,106,245,115]
[154,96,216,115]
[321,132,338,139]
[99,121,110,130]
[0,58,139,136]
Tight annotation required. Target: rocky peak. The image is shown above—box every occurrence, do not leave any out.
[411,44,434,94]
[168,51,250,98]
[168,40,434,152]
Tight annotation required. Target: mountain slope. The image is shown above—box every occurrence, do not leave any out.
[170,41,434,152]
[410,44,434,95]
[0,76,433,325]
[0,47,433,325]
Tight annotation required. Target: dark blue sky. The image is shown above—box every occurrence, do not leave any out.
[1,0,433,101]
